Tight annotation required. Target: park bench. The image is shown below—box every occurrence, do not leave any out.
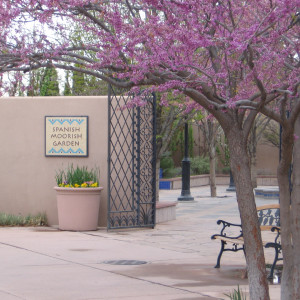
[211,204,282,279]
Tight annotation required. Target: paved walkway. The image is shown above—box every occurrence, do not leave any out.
[0,186,280,299]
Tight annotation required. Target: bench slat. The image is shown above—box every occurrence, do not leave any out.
[213,235,268,246]
[257,204,280,210]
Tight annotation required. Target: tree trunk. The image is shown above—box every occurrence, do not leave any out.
[248,123,258,188]
[209,144,217,197]
[204,119,217,197]
[227,129,270,300]
[277,125,294,300]
[291,114,300,299]
[250,155,258,189]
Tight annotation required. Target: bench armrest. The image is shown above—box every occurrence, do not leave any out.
[211,219,243,240]
[271,226,281,244]
[265,226,281,248]
[265,242,281,249]
[270,226,280,233]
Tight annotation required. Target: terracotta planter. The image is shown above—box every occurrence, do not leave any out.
[54,187,103,231]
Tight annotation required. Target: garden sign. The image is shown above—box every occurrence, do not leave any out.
[45,116,88,157]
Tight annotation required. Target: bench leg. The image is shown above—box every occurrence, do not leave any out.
[215,240,226,268]
[268,246,281,279]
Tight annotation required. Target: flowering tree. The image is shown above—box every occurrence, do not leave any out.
[1,1,300,299]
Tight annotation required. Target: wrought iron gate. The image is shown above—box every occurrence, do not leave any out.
[107,86,156,229]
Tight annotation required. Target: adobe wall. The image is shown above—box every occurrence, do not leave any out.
[256,143,279,175]
[0,96,108,227]
[191,124,279,175]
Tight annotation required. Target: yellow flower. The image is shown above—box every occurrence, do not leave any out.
[91,182,98,187]
[81,182,88,187]
[74,184,80,187]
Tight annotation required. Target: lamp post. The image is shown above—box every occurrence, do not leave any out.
[178,120,194,201]
[226,169,236,192]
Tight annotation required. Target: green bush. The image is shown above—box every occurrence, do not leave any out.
[190,156,210,175]
[0,213,48,227]
[163,167,182,178]
[160,152,176,178]
[221,166,231,174]
[160,152,174,170]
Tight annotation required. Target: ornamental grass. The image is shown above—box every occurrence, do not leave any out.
[55,164,100,188]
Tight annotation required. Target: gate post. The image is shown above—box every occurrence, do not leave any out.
[107,85,156,229]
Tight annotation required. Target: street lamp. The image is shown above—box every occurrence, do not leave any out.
[226,169,236,192]
[178,121,194,201]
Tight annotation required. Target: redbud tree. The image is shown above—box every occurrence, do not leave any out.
[1,1,300,299]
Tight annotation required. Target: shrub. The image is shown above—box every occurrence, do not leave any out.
[160,152,175,178]
[163,167,182,178]
[190,156,210,175]
[0,213,48,226]
[160,152,174,170]
[221,166,231,174]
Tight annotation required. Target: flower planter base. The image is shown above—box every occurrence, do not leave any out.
[54,187,103,231]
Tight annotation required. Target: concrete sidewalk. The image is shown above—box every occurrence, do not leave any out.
[0,186,280,300]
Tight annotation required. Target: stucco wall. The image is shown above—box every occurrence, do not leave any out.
[0,96,108,226]
[191,123,279,175]
[256,143,279,175]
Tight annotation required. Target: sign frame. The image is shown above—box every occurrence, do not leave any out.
[45,116,89,157]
